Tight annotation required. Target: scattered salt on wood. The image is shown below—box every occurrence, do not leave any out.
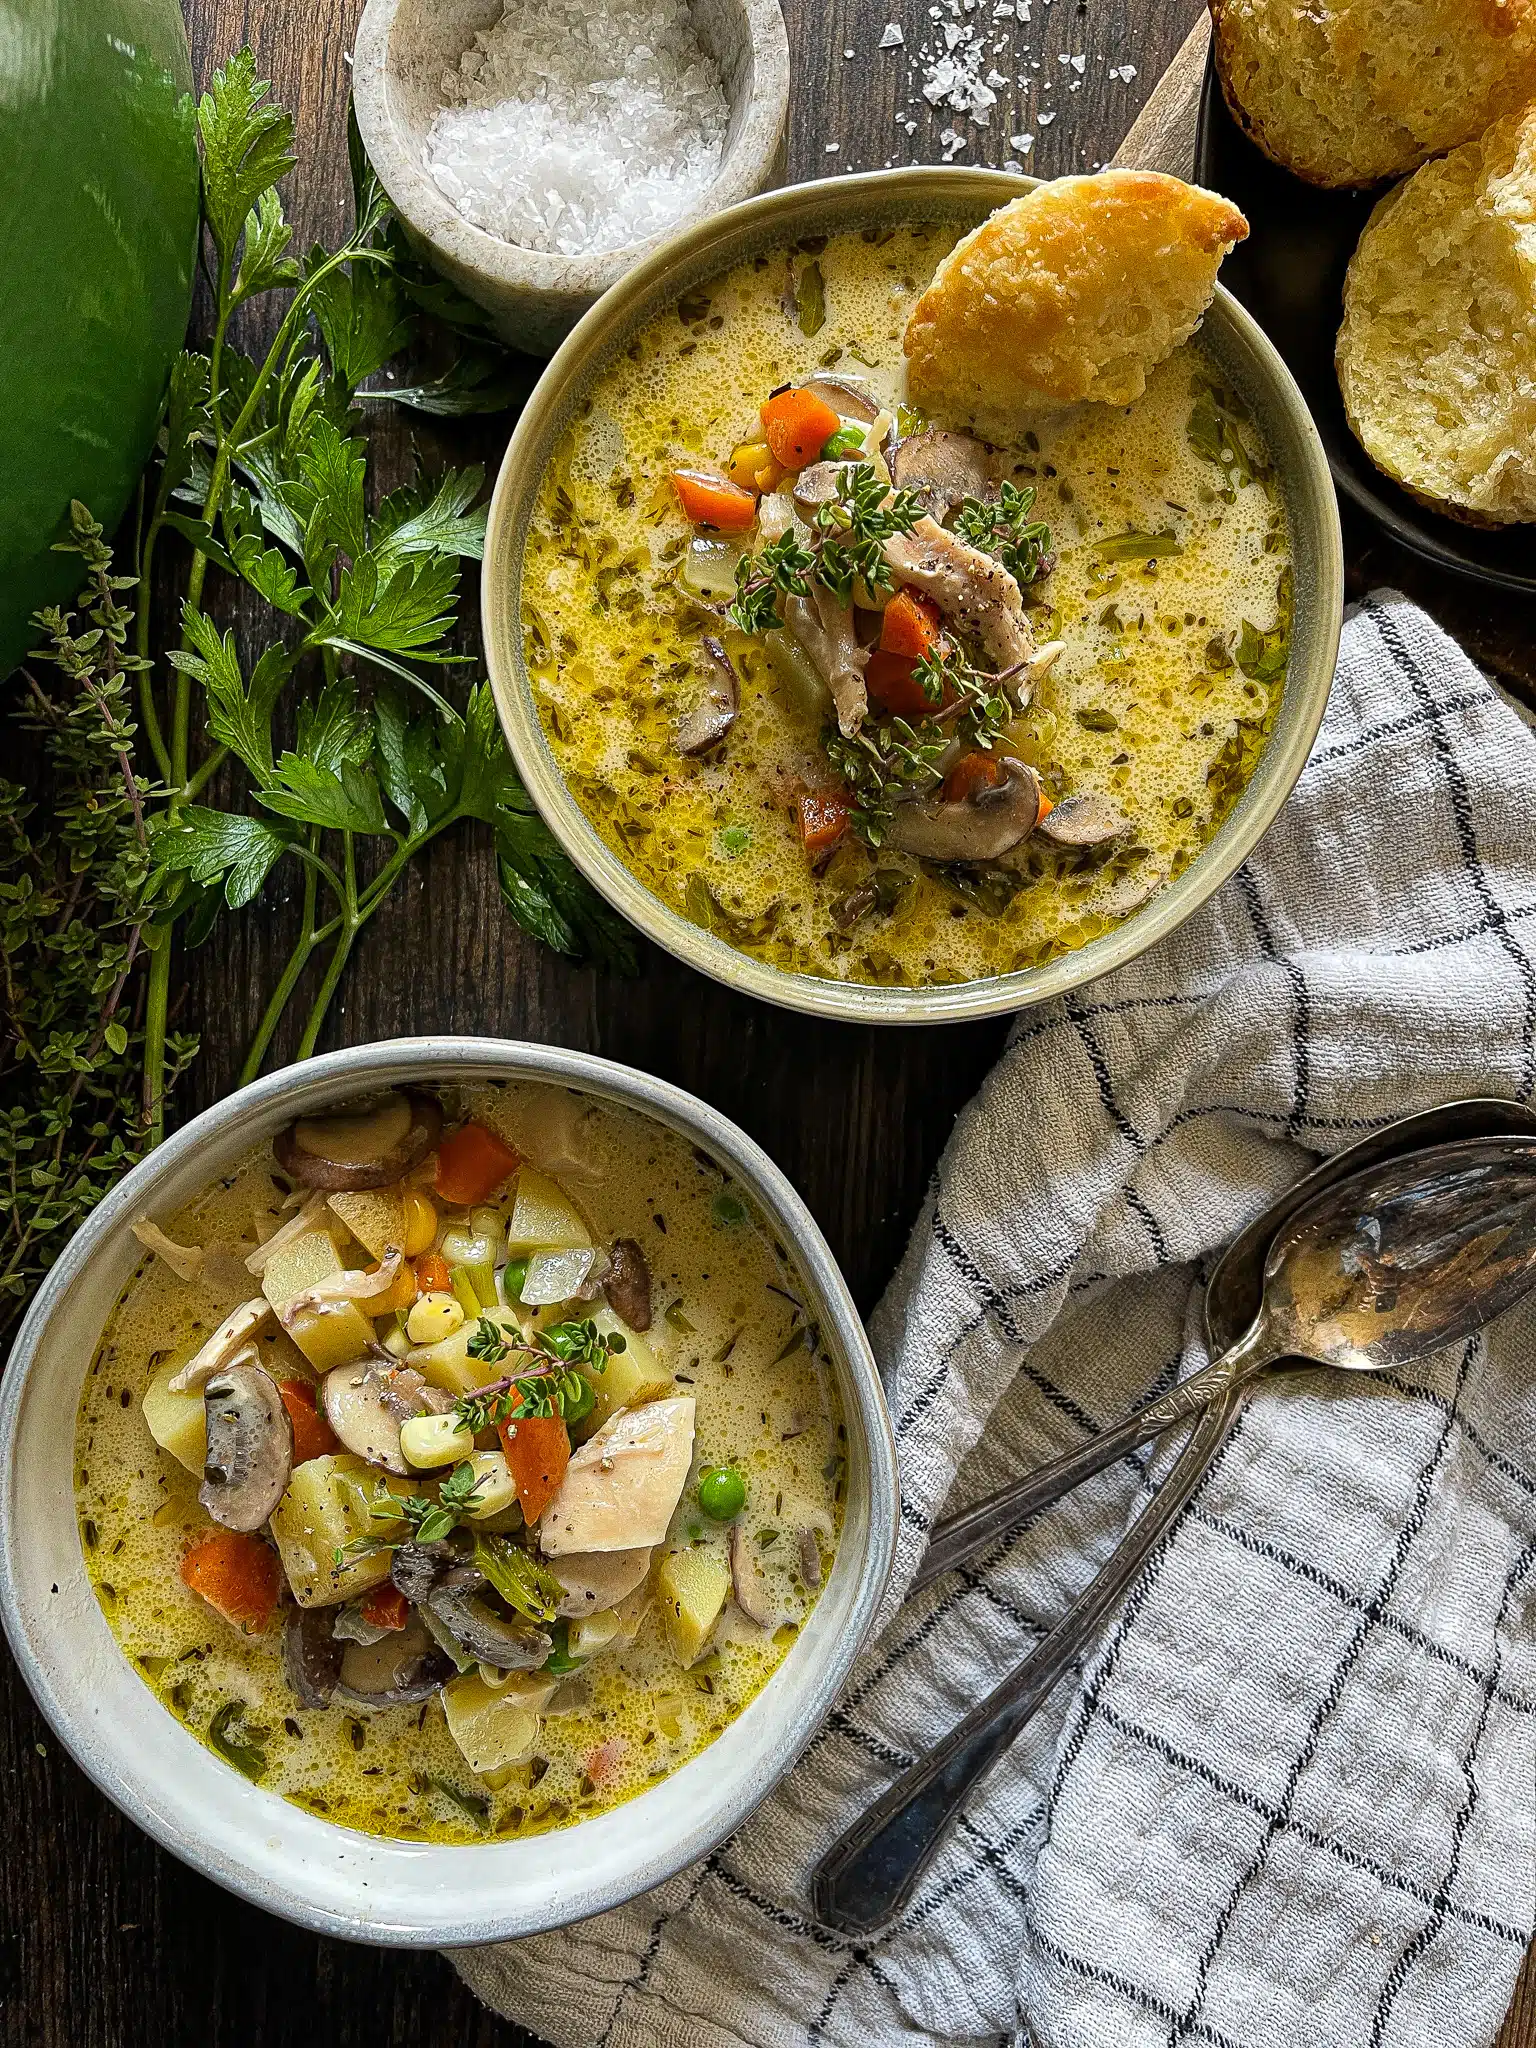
[425,0,729,259]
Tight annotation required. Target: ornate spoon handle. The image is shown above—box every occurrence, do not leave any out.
[812,1384,1244,1937]
[911,1314,1271,1592]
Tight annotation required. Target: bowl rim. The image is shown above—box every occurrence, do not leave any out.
[482,163,1346,1025]
[351,0,792,294]
[0,1035,898,1944]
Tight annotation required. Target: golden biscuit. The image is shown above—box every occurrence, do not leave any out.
[1212,0,1536,188]
[903,172,1248,440]
[1337,100,1536,525]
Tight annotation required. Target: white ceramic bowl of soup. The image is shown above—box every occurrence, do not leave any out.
[483,166,1345,1023]
[0,1038,897,1944]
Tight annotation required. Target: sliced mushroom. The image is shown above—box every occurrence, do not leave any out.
[427,1567,553,1670]
[1036,791,1130,847]
[389,1540,457,1605]
[886,757,1044,865]
[890,429,995,521]
[674,636,740,756]
[168,1295,276,1394]
[603,1238,652,1331]
[802,371,881,423]
[791,461,845,514]
[274,1090,443,1192]
[728,1521,780,1629]
[883,516,1035,673]
[539,1396,696,1556]
[200,1359,293,1532]
[784,583,869,738]
[322,1360,440,1476]
[284,1606,343,1708]
[549,1546,654,1619]
[335,1616,454,1708]
[798,1526,824,1590]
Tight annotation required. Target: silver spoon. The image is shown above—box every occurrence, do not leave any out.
[812,1106,1536,1936]
[913,1124,1536,1592]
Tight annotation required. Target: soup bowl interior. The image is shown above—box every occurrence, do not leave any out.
[484,166,1345,1025]
[0,1038,895,1944]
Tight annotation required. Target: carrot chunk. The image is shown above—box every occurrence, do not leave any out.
[878,590,943,660]
[671,468,759,531]
[865,650,936,721]
[797,789,851,861]
[360,1583,410,1632]
[497,1413,571,1524]
[180,1529,281,1635]
[414,1250,451,1296]
[276,1378,339,1465]
[435,1122,521,1207]
[760,386,842,470]
[941,752,1007,804]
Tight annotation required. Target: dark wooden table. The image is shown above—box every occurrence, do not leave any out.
[4,0,1531,2040]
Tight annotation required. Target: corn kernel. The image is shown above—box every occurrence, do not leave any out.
[399,1411,475,1470]
[461,1450,519,1521]
[406,1292,464,1345]
[727,439,771,491]
[401,1190,439,1257]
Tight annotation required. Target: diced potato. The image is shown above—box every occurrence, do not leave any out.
[268,1453,420,1607]
[142,1355,207,1475]
[504,1168,591,1254]
[442,1670,557,1775]
[260,1230,376,1373]
[657,1547,730,1666]
[408,1306,520,1396]
[326,1189,404,1262]
[585,1307,669,1427]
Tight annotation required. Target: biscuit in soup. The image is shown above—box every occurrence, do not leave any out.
[902,171,1248,441]
[1336,101,1536,526]
[1211,0,1536,188]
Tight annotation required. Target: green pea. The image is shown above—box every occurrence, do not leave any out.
[821,426,867,461]
[501,1257,530,1305]
[698,1465,746,1520]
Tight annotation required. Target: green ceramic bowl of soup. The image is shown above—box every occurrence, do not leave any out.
[0,1039,896,1942]
[483,168,1344,1022]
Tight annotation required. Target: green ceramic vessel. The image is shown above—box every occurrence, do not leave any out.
[0,0,199,677]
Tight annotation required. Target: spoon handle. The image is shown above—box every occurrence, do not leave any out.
[811,1384,1244,1937]
[911,1315,1271,1591]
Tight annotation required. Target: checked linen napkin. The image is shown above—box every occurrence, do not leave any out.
[457,592,1536,2048]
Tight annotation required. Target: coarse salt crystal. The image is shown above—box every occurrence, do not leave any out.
[879,22,904,44]
[424,0,728,258]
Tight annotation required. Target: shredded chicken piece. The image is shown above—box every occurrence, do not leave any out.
[278,1246,403,1326]
[784,582,870,737]
[882,516,1036,674]
[244,1190,328,1275]
[168,1298,275,1394]
[131,1217,205,1282]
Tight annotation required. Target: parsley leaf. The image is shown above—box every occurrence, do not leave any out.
[152,806,292,909]
[196,51,297,276]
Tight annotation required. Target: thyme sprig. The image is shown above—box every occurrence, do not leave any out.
[727,467,924,634]
[453,1316,624,1431]
[343,1459,490,1558]
[824,644,1022,847]
[952,481,1054,589]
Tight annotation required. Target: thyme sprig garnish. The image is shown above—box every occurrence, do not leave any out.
[727,467,924,634]
[339,1459,491,1562]
[824,644,1023,847]
[952,481,1054,589]
[453,1316,624,1431]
